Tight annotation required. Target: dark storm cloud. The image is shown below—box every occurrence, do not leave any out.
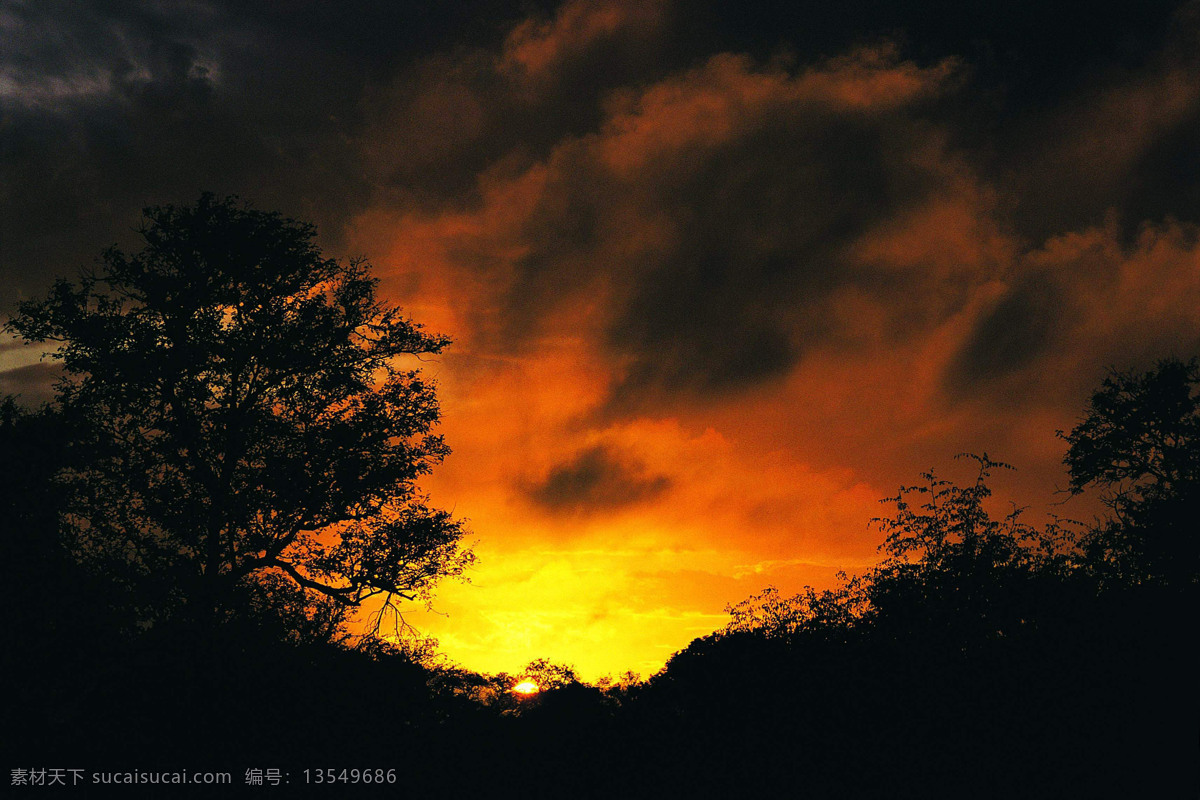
[946,273,1066,394]
[604,104,944,401]
[0,0,539,305]
[938,216,1200,415]
[1124,105,1200,229]
[5,0,1193,300]
[407,0,1199,414]
[4,0,1199,416]
[438,50,965,408]
[997,6,1200,243]
[679,0,1181,102]
[525,445,671,513]
[1114,1,1200,229]
[361,0,676,209]
[0,362,59,404]
[1,0,361,302]
[355,0,1193,225]
[4,0,1193,288]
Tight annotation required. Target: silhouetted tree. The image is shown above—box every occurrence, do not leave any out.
[5,194,473,629]
[1062,356,1199,585]
[866,454,1065,635]
[519,657,582,691]
[721,455,1063,646]
[1,399,121,663]
[723,578,866,640]
[647,446,1194,797]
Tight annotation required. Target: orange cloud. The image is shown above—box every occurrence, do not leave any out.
[501,0,669,84]
[337,5,1200,681]
[6,0,1199,683]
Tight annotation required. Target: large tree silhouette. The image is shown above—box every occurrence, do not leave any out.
[1062,356,1199,586]
[5,194,472,627]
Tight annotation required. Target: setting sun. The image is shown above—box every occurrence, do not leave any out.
[512,681,540,695]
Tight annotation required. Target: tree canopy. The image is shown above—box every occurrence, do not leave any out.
[5,193,472,628]
[1061,356,1199,585]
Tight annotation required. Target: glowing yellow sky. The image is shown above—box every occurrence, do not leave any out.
[353,215,1200,680]
[327,2,1200,681]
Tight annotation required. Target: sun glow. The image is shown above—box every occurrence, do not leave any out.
[512,680,540,695]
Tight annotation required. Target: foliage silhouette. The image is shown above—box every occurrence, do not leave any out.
[5,194,472,630]
[1061,356,1199,586]
[518,657,582,692]
[4,257,1196,800]
[634,436,1195,796]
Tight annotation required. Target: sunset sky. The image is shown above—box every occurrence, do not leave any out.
[3,0,1200,679]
